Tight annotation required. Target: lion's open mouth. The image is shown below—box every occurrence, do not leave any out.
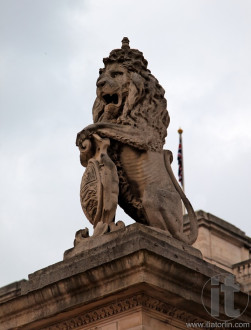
[103,94,119,105]
[100,92,127,121]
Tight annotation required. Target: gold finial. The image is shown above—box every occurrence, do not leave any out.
[121,37,130,49]
[178,128,183,134]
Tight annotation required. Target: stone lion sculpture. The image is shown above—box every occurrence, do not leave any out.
[76,38,198,245]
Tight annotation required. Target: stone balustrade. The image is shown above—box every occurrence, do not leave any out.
[233,259,251,293]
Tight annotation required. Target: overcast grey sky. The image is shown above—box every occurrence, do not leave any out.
[0,0,251,287]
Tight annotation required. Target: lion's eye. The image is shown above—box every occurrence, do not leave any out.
[111,71,123,78]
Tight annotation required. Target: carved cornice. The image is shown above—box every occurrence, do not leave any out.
[45,293,202,329]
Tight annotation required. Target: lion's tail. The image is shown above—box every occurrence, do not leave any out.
[164,150,198,245]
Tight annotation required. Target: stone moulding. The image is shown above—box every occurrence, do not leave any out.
[21,223,202,295]
[44,293,203,330]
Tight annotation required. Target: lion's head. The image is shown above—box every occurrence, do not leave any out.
[92,38,170,149]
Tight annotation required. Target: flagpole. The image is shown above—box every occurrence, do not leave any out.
[177,128,185,214]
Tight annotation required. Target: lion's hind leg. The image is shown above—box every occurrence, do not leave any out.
[142,183,183,234]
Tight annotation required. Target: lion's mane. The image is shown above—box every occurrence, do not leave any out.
[92,45,170,151]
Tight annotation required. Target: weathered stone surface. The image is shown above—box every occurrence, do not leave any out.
[233,259,251,293]
[184,210,251,276]
[182,210,251,297]
[0,223,250,329]
[64,222,202,260]
[0,280,26,304]
[76,37,198,245]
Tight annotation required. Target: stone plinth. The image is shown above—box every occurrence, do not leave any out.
[0,223,250,329]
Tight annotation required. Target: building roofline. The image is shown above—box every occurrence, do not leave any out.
[184,210,251,247]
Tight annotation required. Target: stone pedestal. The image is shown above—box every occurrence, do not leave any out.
[0,223,250,329]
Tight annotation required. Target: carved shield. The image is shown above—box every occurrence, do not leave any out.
[80,142,119,228]
[80,159,103,226]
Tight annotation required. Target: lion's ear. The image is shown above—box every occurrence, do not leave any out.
[126,72,144,110]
